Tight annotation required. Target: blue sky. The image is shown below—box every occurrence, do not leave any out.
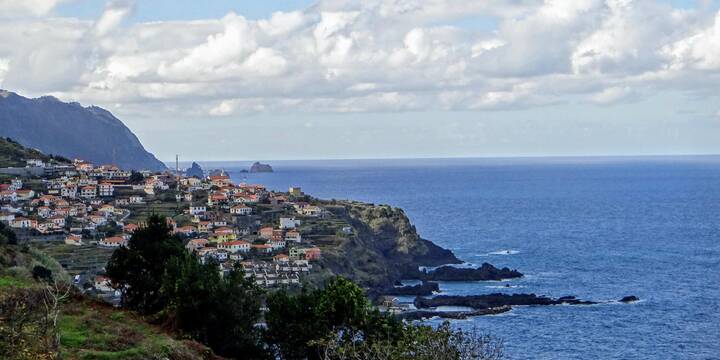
[1,0,719,160]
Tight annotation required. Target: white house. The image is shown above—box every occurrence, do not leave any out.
[230,205,252,216]
[189,206,207,215]
[80,186,96,199]
[285,230,302,243]
[99,236,128,248]
[218,240,251,253]
[280,217,301,229]
[99,183,114,197]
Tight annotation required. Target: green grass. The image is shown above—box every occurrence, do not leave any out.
[58,300,211,360]
[0,275,33,288]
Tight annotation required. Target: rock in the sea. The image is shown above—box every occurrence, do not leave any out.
[383,281,440,296]
[619,296,639,303]
[396,306,511,321]
[422,263,523,281]
[414,293,597,310]
[250,162,273,173]
[186,162,204,178]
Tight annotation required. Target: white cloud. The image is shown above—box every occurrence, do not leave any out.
[0,58,9,85]
[663,11,720,71]
[0,0,65,17]
[0,0,718,119]
[591,86,634,104]
[93,0,134,37]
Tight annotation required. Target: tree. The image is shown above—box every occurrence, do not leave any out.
[0,221,17,245]
[105,214,185,314]
[265,277,403,360]
[129,171,145,184]
[162,257,268,359]
[316,322,504,360]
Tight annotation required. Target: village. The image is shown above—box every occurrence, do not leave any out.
[0,158,340,299]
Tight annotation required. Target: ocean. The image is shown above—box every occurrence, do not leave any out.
[195,156,720,359]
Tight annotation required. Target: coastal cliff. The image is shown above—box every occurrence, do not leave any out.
[0,90,166,171]
[310,201,460,291]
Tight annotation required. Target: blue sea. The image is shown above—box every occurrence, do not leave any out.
[197,156,720,359]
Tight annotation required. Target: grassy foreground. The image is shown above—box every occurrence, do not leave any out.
[58,298,217,360]
[0,244,220,360]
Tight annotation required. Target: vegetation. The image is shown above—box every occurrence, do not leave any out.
[106,215,186,314]
[103,214,503,360]
[0,244,216,360]
[0,137,68,167]
[0,220,17,245]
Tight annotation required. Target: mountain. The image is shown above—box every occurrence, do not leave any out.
[0,90,166,171]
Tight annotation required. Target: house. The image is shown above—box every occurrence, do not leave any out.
[209,174,232,187]
[129,195,144,204]
[98,204,115,215]
[49,216,66,228]
[207,193,228,206]
[279,217,301,229]
[189,206,206,215]
[269,240,286,250]
[99,236,128,247]
[285,230,302,243]
[230,204,252,216]
[289,187,303,196]
[304,247,322,261]
[0,191,17,202]
[65,234,83,246]
[80,186,97,199]
[15,189,35,201]
[258,226,274,239]
[175,226,197,236]
[252,244,274,254]
[273,254,290,264]
[61,185,77,198]
[123,223,139,233]
[197,221,211,233]
[94,275,114,292]
[301,205,323,217]
[218,240,251,253]
[37,206,52,218]
[98,183,114,197]
[0,212,16,223]
[26,159,45,168]
[10,217,35,229]
[74,160,94,172]
[272,229,284,241]
[186,238,209,251]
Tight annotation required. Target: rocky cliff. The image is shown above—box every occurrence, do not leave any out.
[313,201,461,291]
[0,90,166,171]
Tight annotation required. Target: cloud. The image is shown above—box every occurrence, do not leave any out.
[0,0,65,17]
[0,0,718,119]
[591,86,635,104]
[93,0,135,37]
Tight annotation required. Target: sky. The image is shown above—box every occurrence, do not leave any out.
[1,0,719,161]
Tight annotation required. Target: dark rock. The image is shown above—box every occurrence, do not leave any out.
[396,306,511,321]
[619,296,639,303]
[186,162,204,178]
[0,90,166,171]
[250,162,273,173]
[422,263,523,281]
[414,293,597,310]
[382,281,440,296]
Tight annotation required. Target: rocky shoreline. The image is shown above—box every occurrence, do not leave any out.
[395,293,639,320]
[418,263,523,282]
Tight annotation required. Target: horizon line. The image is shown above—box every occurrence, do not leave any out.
[162,153,720,163]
